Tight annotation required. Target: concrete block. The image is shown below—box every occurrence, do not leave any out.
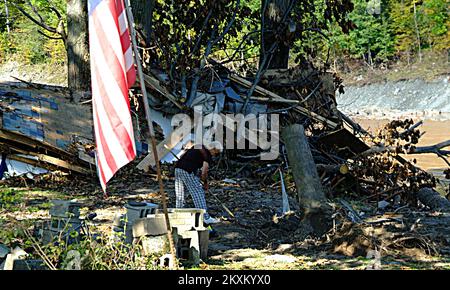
[198,229,209,260]
[156,208,206,231]
[159,254,175,269]
[49,200,82,218]
[41,218,82,244]
[111,226,133,244]
[140,235,170,256]
[125,202,159,225]
[176,229,201,265]
[3,247,28,270]
[49,217,81,232]
[132,215,167,238]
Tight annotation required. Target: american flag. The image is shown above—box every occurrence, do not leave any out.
[88,0,137,191]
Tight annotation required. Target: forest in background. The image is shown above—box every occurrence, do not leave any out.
[0,0,448,71]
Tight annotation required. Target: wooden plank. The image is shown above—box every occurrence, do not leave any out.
[0,129,72,158]
[7,154,53,171]
[142,73,184,109]
[36,154,89,174]
[2,144,89,174]
[230,74,339,128]
[249,96,300,104]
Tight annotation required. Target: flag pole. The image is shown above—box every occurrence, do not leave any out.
[124,0,178,268]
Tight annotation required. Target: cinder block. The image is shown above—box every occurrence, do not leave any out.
[132,215,167,238]
[159,254,175,269]
[41,217,82,245]
[176,229,201,265]
[0,244,9,259]
[111,226,133,244]
[125,202,159,225]
[156,208,206,231]
[49,200,81,218]
[140,235,170,256]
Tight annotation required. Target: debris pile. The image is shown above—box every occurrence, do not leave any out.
[0,82,152,179]
[1,58,449,242]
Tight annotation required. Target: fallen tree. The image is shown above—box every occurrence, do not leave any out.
[417,187,450,212]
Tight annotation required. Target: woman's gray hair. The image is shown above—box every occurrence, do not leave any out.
[205,141,223,152]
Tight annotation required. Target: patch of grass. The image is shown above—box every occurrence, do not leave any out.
[0,188,24,211]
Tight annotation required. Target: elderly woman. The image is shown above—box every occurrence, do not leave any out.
[174,141,223,224]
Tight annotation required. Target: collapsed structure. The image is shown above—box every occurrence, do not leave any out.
[1,57,450,232]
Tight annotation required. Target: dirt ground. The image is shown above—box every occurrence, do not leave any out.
[1,159,450,269]
[1,113,449,269]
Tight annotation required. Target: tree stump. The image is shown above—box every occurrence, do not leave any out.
[282,124,332,236]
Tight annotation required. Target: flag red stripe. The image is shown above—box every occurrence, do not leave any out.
[94,107,118,174]
[106,0,120,33]
[127,68,136,88]
[121,32,131,55]
[89,0,137,191]
[93,61,135,161]
[92,14,128,94]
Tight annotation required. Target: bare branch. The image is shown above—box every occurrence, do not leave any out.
[12,2,58,34]
[359,140,450,165]
[25,0,45,24]
[400,120,423,136]
[409,140,450,155]
[37,29,63,40]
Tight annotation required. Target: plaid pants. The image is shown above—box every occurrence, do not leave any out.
[175,168,210,219]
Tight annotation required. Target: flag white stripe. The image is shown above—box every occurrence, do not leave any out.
[92,99,113,179]
[118,10,127,35]
[91,67,131,168]
[95,2,126,74]
[124,46,133,71]
[90,26,136,143]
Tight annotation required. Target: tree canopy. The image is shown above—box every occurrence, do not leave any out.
[0,0,448,68]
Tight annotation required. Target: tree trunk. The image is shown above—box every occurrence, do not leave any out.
[130,0,155,47]
[260,0,290,70]
[417,188,450,212]
[413,2,422,62]
[282,124,332,235]
[67,0,90,92]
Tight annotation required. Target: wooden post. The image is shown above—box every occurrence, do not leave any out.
[124,0,178,268]
[282,124,331,235]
